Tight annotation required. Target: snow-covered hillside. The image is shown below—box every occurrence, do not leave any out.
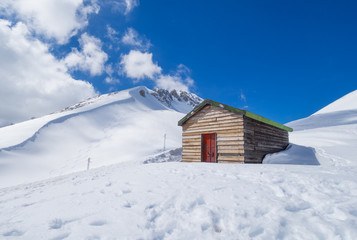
[0,88,356,239]
[0,86,202,188]
[278,89,357,167]
[314,89,357,115]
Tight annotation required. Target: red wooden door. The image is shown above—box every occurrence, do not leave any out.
[202,133,216,162]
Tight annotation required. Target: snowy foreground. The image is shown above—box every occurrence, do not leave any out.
[0,88,357,239]
[0,160,356,239]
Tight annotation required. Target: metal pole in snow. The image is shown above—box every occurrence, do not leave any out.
[163,134,166,152]
[87,157,91,170]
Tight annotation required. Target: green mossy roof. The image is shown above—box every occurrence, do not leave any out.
[178,99,293,132]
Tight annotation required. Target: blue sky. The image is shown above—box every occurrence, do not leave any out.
[0,0,356,126]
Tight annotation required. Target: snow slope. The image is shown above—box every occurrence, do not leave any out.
[0,88,357,239]
[314,89,357,115]
[0,86,201,188]
[272,89,357,167]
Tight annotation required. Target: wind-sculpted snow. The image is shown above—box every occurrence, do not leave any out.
[264,144,319,165]
[287,109,357,131]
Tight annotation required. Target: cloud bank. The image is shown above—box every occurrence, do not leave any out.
[0,0,99,44]
[0,20,96,126]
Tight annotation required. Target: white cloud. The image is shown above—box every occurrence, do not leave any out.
[120,50,162,80]
[155,64,194,91]
[0,20,96,126]
[155,75,190,91]
[124,0,139,14]
[122,27,151,50]
[104,65,120,84]
[120,50,194,91]
[63,33,108,76]
[105,77,120,84]
[240,90,246,102]
[0,0,99,44]
[106,25,119,42]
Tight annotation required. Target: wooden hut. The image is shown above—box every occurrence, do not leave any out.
[178,99,293,163]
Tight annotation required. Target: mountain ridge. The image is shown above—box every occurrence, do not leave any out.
[0,86,202,187]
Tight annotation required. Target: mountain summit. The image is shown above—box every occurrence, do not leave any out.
[0,86,202,187]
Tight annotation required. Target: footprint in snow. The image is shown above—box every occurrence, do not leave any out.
[51,232,70,240]
[249,226,264,237]
[49,219,64,229]
[89,220,107,226]
[285,201,311,212]
[3,229,24,237]
[123,201,136,208]
[145,204,156,210]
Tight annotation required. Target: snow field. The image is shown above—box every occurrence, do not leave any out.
[0,162,356,239]
[0,87,185,188]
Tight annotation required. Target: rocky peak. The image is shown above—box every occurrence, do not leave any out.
[151,88,203,108]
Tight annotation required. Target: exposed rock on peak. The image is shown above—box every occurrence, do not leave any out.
[150,88,202,110]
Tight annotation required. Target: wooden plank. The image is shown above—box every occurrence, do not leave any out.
[219,149,244,154]
[187,120,243,127]
[217,115,242,121]
[218,145,243,150]
[182,135,201,139]
[183,129,244,136]
[184,122,243,131]
[187,117,217,124]
[182,149,201,153]
[183,126,243,134]
[182,148,201,153]
[218,155,244,161]
[217,132,244,137]
[217,136,244,141]
[186,119,243,127]
[182,160,201,163]
[217,140,244,146]
[189,112,237,121]
[182,140,201,144]
[182,139,201,143]
[182,157,201,161]
[218,160,244,164]
[182,141,201,146]
[182,145,201,150]
[182,152,201,156]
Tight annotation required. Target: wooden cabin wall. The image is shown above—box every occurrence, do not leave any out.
[243,116,289,163]
[182,105,245,163]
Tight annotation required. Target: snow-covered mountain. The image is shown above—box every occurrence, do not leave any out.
[0,88,356,239]
[0,86,202,188]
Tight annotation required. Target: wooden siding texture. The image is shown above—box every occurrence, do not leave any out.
[182,105,244,163]
[243,116,289,163]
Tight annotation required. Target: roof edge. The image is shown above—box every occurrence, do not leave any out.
[178,99,293,132]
